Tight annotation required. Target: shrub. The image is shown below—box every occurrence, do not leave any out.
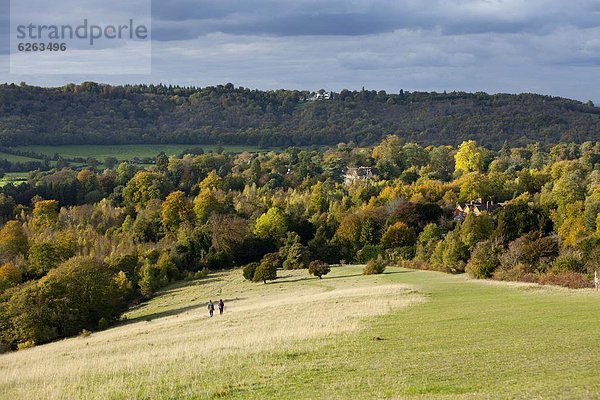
[364,258,387,275]
[499,234,558,273]
[551,253,585,274]
[282,242,310,270]
[431,230,469,273]
[242,262,259,281]
[253,253,280,283]
[253,263,277,284]
[539,271,592,289]
[492,263,538,283]
[17,341,35,351]
[308,261,331,279]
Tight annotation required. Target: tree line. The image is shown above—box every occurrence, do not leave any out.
[1,82,599,149]
[0,138,599,351]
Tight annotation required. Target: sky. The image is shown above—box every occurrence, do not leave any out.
[1,0,599,103]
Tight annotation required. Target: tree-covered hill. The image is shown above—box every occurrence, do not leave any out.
[0,82,598,149]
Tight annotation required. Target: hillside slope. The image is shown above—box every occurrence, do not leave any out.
[0,83,599,148]
[1,266,599,399]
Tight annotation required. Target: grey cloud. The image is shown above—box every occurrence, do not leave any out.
[150,0,600,40]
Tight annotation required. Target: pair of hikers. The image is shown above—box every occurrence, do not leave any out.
[207,299,224,317]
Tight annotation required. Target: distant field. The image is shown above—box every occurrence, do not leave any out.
[0,152,41,163]
[12,144,265,161]
[1,266,599,399]
[0,172,29,187]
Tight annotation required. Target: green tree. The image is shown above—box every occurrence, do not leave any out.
[156,152,169,172]
[552,169,586,207]
[372,135,404,178]
[104,157,118,169]
[428,145,455,181]
[455,140,484,173]
[2,257,125,346]
[28,237,76,277]
[466,240,501,279]
[415,223,443,262]
[0,194,16,222]
[460,213,495,249]
[254,207,287,240]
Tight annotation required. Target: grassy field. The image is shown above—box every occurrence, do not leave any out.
[0,172,29,187]
[12,145,264,161]
[0,152,41,163]
[1,266,599,399]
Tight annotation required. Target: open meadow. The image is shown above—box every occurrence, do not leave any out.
[12,145,264,161]
[1,266,599,399]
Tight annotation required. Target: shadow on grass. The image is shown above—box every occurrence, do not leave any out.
[383,270,415,275]
[121,296,247,325]
[156,277,222,296]
[274,269,413,285]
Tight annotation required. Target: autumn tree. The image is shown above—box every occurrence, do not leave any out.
[193,189,232,224]
[0,221,28,262]
[32,200,59,227]
[381,222,417,249]
[123,171,173,210]
[161,191,194,231]
[0,262,21,292]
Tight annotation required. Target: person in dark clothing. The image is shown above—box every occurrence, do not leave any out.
[207,300,215,317]
[218,299,224,315]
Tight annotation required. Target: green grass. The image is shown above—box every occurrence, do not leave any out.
[12,144,265,161]
[0,172,29,187]
[1,267,599,399]
[202,268,600,399]
[0,152,41,163]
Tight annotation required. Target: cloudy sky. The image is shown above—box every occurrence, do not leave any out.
[1,0,599,103]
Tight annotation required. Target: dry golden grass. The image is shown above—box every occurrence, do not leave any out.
[0,267,422,399]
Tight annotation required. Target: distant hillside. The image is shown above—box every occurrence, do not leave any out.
[0,82,598,149]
